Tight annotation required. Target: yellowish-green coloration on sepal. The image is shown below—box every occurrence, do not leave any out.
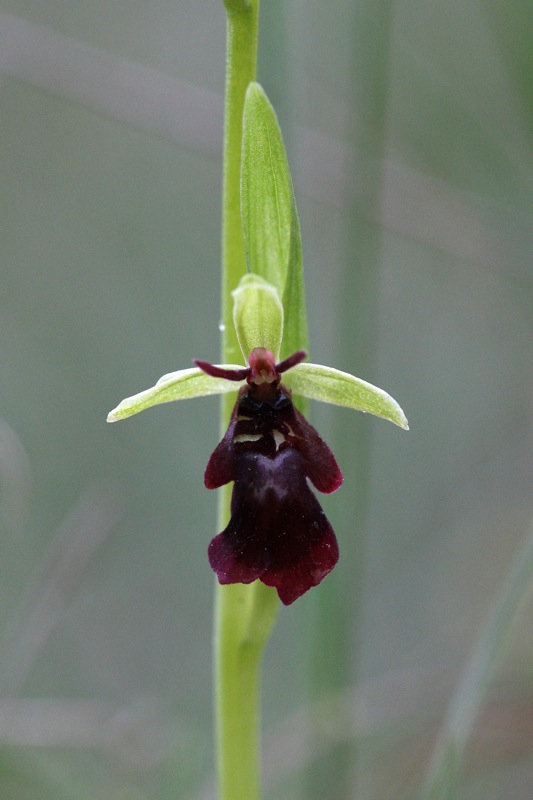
[285,363,409,430]
[232,273,283,361]
[107,358,408,431]
[106,367,243,422]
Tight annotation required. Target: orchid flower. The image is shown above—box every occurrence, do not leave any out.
[107,276,407,604]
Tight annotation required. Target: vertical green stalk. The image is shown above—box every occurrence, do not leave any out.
[216,3,280,800]
[221,0,259,370]
[214,572,279,800]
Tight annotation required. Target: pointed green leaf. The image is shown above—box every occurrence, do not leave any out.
[284,363,409,429]
[241,81,308,359]
[241,82,290,292]
[232,273,284,361]
[107,366,244,422]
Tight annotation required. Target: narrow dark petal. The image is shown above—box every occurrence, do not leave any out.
[193,359,250,382]
[276,349,307,374]
[207,449,339,604]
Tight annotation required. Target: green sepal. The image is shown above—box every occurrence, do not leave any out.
[232,273,284,361]
[107,366,244,423]
[241,82,308,357]
[284,363,409,429]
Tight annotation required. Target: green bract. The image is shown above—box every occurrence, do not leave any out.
[241,84,290,294]
[232,273,283,361]
[241,82,308,358]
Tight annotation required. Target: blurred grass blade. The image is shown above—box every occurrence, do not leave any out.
[0,486,121,698]
[241,82,308,356]
[420,519,533,799]
[285,362,408,429]
[107,367,243,422]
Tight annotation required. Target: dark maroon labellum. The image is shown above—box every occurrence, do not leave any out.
[194,348,343,605]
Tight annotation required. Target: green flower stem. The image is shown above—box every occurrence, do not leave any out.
[221,0,259,369]
[214,557,280,800]
[216,3,280,800]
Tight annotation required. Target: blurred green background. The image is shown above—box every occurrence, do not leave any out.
[0,1,532,798]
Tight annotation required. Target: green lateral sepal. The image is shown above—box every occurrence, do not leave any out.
[107,366,244,422]
[284,363,409,429]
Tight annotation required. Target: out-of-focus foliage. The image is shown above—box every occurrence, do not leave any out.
[0,2,531,798]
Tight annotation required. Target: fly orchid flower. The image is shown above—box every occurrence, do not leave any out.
[107,309,407,605]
